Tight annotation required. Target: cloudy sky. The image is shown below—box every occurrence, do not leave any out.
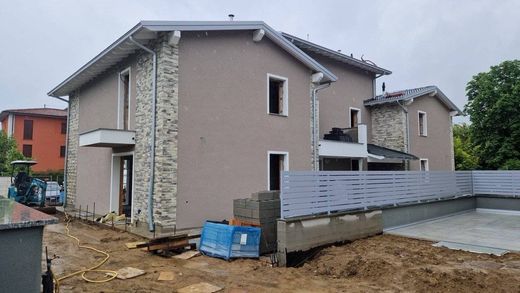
[1,0,519,123]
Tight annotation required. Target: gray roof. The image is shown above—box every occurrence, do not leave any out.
[48,21,338,97]
[282,32,392,76]
[364,86,462,114]
[367,144,418,160]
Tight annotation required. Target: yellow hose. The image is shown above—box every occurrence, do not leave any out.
[54,213,118,292]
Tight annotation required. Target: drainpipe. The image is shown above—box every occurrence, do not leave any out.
[311,82,331,171]
[129,36,157,232]
[52,95,70,207]
[396,100,410,169]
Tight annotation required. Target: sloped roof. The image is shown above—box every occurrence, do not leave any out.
[0,108,67,121]
[48,21,339,97]
[364,86,462,114]
[367,144,418,160]
[282,32,392,76]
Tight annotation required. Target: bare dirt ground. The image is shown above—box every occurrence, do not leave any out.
[43,214,520,293]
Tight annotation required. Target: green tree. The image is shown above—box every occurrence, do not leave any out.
[465,60,520,169]
[453,123,479,170]
[0,132,25,175]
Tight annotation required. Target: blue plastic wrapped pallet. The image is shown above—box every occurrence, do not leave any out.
[199,221,261,260]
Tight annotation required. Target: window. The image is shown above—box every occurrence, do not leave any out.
[23,144,32,157]
[119,68,131,130]
[268,151,289,190]
[61,122,67,134]
[267,74,288,116]
[420,159,429,171]
[349,108,360,128]
[23,120,33,140]
[60,146,66,158]
[418,111,427,136]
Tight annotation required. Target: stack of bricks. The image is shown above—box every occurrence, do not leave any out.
[233,191,280,254]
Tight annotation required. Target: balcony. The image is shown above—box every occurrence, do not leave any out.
[319,124,368,158]
[79,128,135,148]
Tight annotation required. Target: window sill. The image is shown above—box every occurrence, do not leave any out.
[419,134,428,137]
[268,113,288,118]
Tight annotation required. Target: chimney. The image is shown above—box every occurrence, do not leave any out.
[228,14,235,21]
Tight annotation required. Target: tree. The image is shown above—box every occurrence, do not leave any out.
[465,60,520,169]
[453,123,479,170]
[0,132,25,175]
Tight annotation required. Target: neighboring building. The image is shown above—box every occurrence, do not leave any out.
[48,21,460,233]
[364,86,460,171]
[0,108,67,173]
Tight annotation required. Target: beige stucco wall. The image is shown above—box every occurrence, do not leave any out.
[306,53,375,140]
[407,94,454,171]
[74,56,138,214]
[176,31,313,229]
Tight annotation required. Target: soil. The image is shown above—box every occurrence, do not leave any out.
[43,214,520,292]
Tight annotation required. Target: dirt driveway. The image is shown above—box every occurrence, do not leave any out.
[43,214,520,292]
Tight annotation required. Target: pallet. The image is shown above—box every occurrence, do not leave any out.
[138,234,200,252]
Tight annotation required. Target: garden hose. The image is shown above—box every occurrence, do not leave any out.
[53,213,118,292]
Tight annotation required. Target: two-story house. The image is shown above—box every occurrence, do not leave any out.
[0,107,67,173]
[48,21,459,233]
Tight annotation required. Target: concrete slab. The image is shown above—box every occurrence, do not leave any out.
[385,210,520,252]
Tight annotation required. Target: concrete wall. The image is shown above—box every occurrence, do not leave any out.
[408,94,454,170]
[176,31,313,229]
[382,196,476,229]
[0,227,44,293]
[476,196,520,211]
[306,53,375,140]
[277,210,382,266]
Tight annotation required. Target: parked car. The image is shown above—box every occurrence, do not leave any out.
[45,181,63,205]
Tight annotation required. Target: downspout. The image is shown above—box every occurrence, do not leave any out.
[396,100,410,169]
[311,82,331,171]
[129,36,157,232]
[52,95,70,207]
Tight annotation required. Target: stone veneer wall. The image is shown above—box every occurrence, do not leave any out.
[370,104,407,152]
[133,33,179,230]
[65,93,80,207]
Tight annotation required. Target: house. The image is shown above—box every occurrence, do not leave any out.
[0,107,67,173]
[48,21,459,233]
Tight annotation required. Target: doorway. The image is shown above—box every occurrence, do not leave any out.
[268,151,288,191]
[111,153,134,218]
[119,156,133,217]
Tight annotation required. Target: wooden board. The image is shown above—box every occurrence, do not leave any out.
[125,241,147,249]
[147,239,189,251]
[177,282,222,293]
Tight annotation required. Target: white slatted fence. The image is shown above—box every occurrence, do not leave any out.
[472,171,520,196]
[281,171,475,219]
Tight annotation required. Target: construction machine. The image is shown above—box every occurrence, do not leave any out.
[6,160,56,213]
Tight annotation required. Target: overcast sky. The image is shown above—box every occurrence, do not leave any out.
[1,0,519,123]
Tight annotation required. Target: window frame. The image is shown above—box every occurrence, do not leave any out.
[349,107,361,128]
[267,73,289,116]
[23,144,32,157]
[60,145,66,158]
[420,158,429,171]
[23,119,33,140]
[418,110,428,137]
[267,151,289,190]
[118,67,131,130]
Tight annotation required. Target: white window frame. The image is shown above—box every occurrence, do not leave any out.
[117,67,131,130]
[418,110,427,137]
[348,107,361,128]
[420,158,429,171]
[266,73,289,116]
[267,151,289,190]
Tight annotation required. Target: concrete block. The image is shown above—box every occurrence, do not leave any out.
[233,198,246,209]
[251,191,276,201]
[233,207,253,218]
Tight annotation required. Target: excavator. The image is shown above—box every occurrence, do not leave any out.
[7,160,56,214]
